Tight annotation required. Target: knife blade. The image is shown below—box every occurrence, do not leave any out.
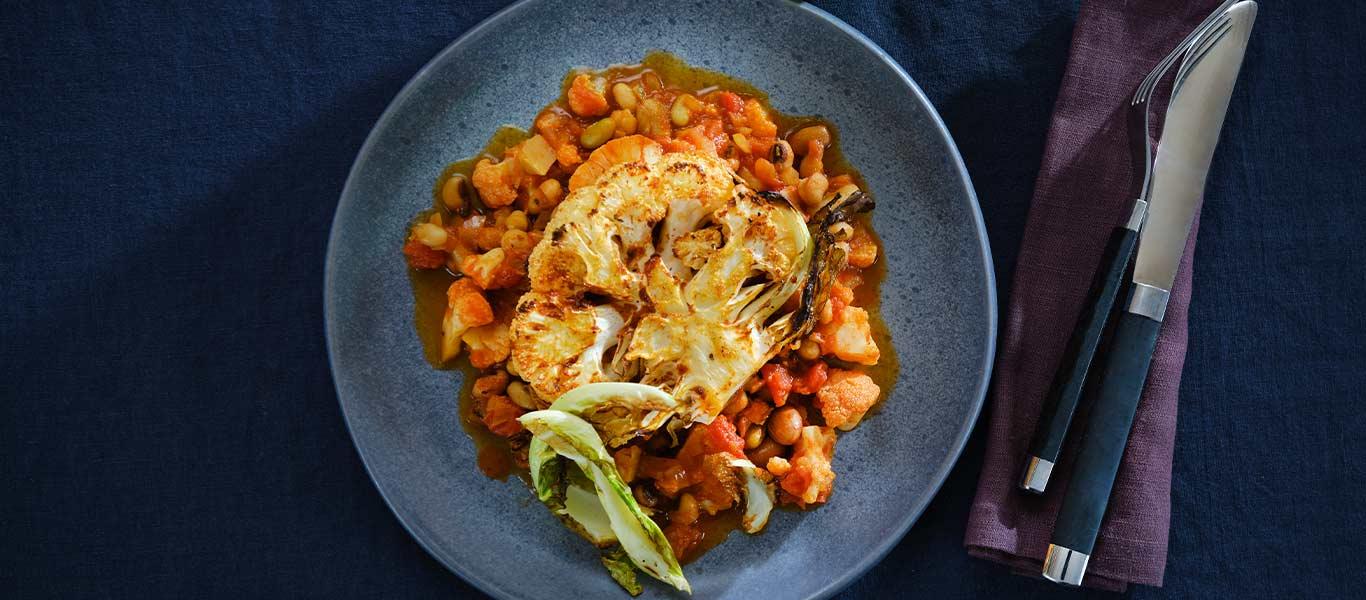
[1043,1,1257,586]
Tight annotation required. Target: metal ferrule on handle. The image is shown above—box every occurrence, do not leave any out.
[1129,281,1171,322]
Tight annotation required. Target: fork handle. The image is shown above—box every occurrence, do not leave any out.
[1018,201,1145,494]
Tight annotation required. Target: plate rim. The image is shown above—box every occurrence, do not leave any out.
[323,1,998,598]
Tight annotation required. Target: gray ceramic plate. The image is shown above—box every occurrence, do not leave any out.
[325,1,996,598]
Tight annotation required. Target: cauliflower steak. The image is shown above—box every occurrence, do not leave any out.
[510,135,870,438]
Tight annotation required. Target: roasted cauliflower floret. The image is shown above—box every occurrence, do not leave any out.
[779,426,837,507]
[815,369,881,430]
[672,227,721,271]
[471,156,520,208]
[816,304,880,365]
[441,278,494,362]
[511,293,625,400]
[462,321,511,369]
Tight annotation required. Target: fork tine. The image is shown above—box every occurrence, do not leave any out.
[1143,14,1232,102]
[1172,17,1235,96]
[1131,0,1237,105]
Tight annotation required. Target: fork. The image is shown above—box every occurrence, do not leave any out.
[1018,1,1238,495]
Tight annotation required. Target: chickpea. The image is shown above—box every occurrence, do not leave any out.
[670,94,694,127]
[501,229,532,257]
[799,173,829,208]
[633,483,661,509]
[770,140,794,169]
[611,109,637,136]
[611,82,637,110]
[731,133,752,154]
[800,140,825,178]
[539,179,563,205]
[745,424,764,449]
[505,210,529,231]
[506,381,535,410]
[580,117,617,149]
[798,338,821,361]
[676,492,699,524]
[789,125,831,153]
[441,174,467,211]
[768,406,804,445]
[748,438,786,467]
[413,222,448,249]
[475,227,503,250]
[723,391,749,417]
[829,222,854,241]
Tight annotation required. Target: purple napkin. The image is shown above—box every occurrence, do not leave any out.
[963,0,1224,591]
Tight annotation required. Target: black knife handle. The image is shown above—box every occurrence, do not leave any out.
[1048,309,1162,568]
[1019,224,1140,493]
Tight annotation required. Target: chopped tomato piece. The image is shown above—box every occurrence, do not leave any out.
[471,372,509,400]
[743,98,778,137]
[700,415,745,459]
[829,282,855,312]
[664,521,703,560]
[753,158,784,190]
[791,361,829,395]
[736,399,772,433]
[716,91,744,115]
[674,416,743,466]
[847,225,878,267]
[673,425,709,467]
[691,453,742,514]
[402,239,446,269]
[761,363,795,407]
[644,457,692,497]
[482,394,525,437]
[637,455,678,480]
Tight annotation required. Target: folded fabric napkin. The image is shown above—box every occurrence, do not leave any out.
[963,0,1226,591]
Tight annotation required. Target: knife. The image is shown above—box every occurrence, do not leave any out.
[1043,1,1257,586]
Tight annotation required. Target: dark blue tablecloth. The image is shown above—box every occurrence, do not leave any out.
[4,1,1362,597]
